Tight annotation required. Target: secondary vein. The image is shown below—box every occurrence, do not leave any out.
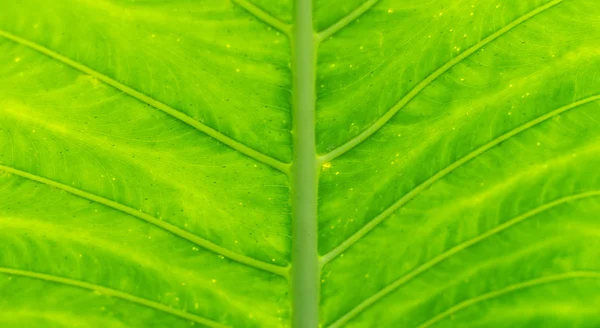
[0,267,228,328]
[319,0,565,163]
[0,29,290,174]
[0,164,288,277]
[417,271,600,328]
[323,93,600,265]
[327,191,600,327]
[317,0,380,43]
[231,0,292,36]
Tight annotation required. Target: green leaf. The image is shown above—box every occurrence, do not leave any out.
[1,0,599,327]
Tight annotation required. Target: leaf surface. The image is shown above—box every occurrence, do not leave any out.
[1,0,600,327]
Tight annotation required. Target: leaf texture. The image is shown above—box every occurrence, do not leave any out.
[1,0,600,327]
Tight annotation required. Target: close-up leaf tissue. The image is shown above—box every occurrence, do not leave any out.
[0,0,599,327]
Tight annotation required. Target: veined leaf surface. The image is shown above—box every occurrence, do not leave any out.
[1,0,600,327]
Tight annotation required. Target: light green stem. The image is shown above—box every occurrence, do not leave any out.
[290,0,319,326]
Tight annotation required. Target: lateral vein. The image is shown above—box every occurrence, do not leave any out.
[327,191,600,327]
[317,0,380,42]
[323,94,600,264]
[319,0,565,163]
[231,0,292,36]
[0,164,289,277]
[0,29,290,174]
[0,267,229,328]
[417,271,600,328]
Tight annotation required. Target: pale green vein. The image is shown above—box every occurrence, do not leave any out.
[0,164,289,277]
[417,271,600,328]
[327,190,600,327]
[0,29,290,174]
[319,0,565,163]
[322,94,600,264]
[316,0,380,43]
[0,267,228,328]
[231,0,292,36]
[289,0,320,326]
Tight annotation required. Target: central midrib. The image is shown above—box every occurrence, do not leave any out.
[290,0,319,327]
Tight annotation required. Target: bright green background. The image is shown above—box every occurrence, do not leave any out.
[1,0,600,327]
